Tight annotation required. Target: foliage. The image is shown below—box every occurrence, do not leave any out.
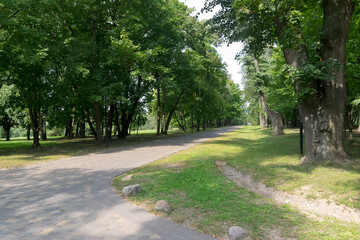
[0,0,245,142]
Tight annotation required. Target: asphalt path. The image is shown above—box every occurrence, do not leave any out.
[0,126,239,240]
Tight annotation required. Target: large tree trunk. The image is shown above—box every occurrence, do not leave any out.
[259,98,267,129]
[26,124,31,140]
[3,125,10,141]
[28,107,40,148]
[259,92,284,136]
[163,91,183,135]
[252,57,283,135]
[280,0,354,162]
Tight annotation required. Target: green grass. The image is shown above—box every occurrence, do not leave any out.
[0,129,183,169]
[113,126,360,239]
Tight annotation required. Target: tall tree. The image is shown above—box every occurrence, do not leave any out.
[206,0,355,162]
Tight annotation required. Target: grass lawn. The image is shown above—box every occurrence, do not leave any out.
[0,129,183,169]
[113,126,360,240]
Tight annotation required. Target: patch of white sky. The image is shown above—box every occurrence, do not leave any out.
[179,0,244,86]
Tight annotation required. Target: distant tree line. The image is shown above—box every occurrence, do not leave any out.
[0,0,245,146]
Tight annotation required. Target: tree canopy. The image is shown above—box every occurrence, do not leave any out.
[0,0,244,145]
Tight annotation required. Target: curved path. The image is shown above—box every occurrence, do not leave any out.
[0,126,239,240]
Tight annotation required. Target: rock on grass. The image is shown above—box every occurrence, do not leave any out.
[122,184,142,196]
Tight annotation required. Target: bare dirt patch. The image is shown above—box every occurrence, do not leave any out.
[215,160,360,223]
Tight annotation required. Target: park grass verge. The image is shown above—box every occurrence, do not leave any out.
[113,126,360,239]
[0,129,183,169]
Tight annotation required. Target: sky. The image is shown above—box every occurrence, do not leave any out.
[179,0,244,85]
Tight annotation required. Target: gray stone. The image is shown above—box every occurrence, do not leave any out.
[122,184,142,196]
[228,226,248,240]
[155,200,172,213]
[122,174,133,181]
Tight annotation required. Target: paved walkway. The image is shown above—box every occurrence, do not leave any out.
[0,126,239,240]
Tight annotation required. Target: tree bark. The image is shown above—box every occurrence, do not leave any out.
[85,109,97,139]
[3,126,10,141]
[27,124,31,140]
[28,107,40,148]
[94,101,102,144]
[161,86,166,134]
[253,56,284,136]
[174,112,187,132]
[278,0,354,162]
[259,92,284,136]
[156,85,161,135]
[163,91,183,135]
[114,104,120,139]
[197,111,200,132]
[191,110,194,133]
[75,122,79,138]
[259,98,267,129]
[80,119,86,138]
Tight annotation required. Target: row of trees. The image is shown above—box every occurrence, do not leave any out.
[205,0,359,162]
[0,0,244,146]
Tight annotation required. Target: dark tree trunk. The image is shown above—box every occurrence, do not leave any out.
[39,113,47,140]
[120,76,142,138]
[161,87,166,134]
[68,112,75,139]
[259,92,284,136]
[81,120,86,138]
[197,111,200,132]
[65,123,69,138]
[191,110,194,133]
[28,107,40,148]
[156,86,161,135]
[279,0,354,162]
[85,109,97,139]
[27,124,31,140]
[175,112,187,132]
[202,117,206,130]
[76,122,79,138]
[94,101,102,144]
[114,105,120,139]
[163,91,183,135]
[120,110,129,138]
[3,126,10,141]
